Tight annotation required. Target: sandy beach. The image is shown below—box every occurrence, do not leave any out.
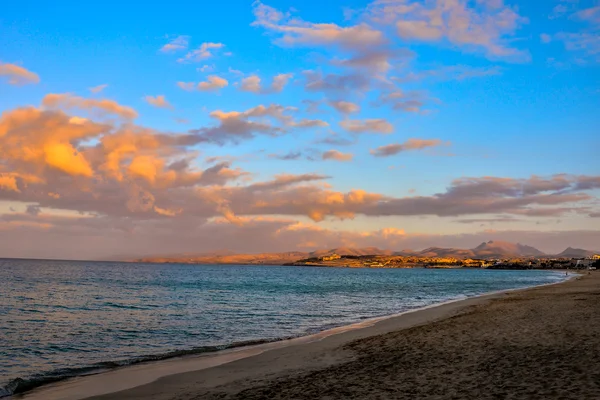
[21,272,599,400]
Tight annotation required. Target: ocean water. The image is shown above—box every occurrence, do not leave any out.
[0,259,566,396]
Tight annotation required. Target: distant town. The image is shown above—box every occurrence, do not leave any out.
[286,253,600,270]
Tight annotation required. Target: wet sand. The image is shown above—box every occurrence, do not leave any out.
[24,272,600,400]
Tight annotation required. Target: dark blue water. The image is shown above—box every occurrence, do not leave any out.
[0,259,566,396]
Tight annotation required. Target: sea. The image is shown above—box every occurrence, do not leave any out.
[0,259,567,397]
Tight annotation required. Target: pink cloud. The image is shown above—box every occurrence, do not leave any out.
[370,139,445,157]
[322,150,353,162]
[340,118,393,134]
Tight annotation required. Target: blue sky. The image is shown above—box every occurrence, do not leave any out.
[0,0,599,258]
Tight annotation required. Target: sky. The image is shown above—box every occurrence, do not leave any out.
[0,0,599,260]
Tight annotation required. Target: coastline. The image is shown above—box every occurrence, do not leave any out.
[16,270,575,400]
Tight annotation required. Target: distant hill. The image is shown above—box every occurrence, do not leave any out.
[554,247,597,258]
[136,251,308,265]
[472,241,546,258]
[309,247,393,258]
[408,247,478,259]
[396,241,545,260]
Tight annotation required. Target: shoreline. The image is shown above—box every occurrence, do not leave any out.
[16,270,573,400]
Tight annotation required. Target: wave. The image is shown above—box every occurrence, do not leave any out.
[0,336,296,398]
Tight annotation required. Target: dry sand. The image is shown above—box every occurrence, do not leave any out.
[23,272,600,400]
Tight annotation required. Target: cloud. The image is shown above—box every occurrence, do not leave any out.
[89,84,108,94]
[1,101,598,256]
[303,70,370,94]
[178,42,225,63]
[370,139,445,157]
[143,95,173,109]
[302,99,323,113]
[393,65,502,83]
[544,4,600,64]
[0,107,106,178]
[550,2,576,19]
[177,81,195,91]
[0,62,40,85]
[332,48,413,76]
[0,105,249,219]
[552,32,600,63]
[252,2,402,87]
[374,90,433,113]
[360,175,598,219]
[314,132,356,146]
[575,6,600,25]
[288,118,329,128]
[268,151,304,161]
[240,73,293,94]
[241,75,261,93]
[197,75,229,91]
[160,35,190,53]
[228,67,244,75]
[540,33,552,44]
[455,216,521,224]
[340,118,393,134]
[189,104,327,145]
[329,100,360,114]
[198,64,214,73]
[252,1,385,50]
[322,150,353,162]
[42,93,137,119]
[271,73,294,92]
[367,0,530,61]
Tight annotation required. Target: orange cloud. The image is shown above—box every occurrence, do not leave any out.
[144,95,173,109]
[42,93,138,119]
[240,73,293,94]
[154,205,182,217]
[160,35,189,53]
[0,62,40,85]
[44,142,94,177]
[197,75,229,91]
[127,155,162,183]
[0,107,106,178]
[0,175,19,192]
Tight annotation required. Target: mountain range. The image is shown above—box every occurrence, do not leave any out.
[136,241,599,264]
[397,241,547,259]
